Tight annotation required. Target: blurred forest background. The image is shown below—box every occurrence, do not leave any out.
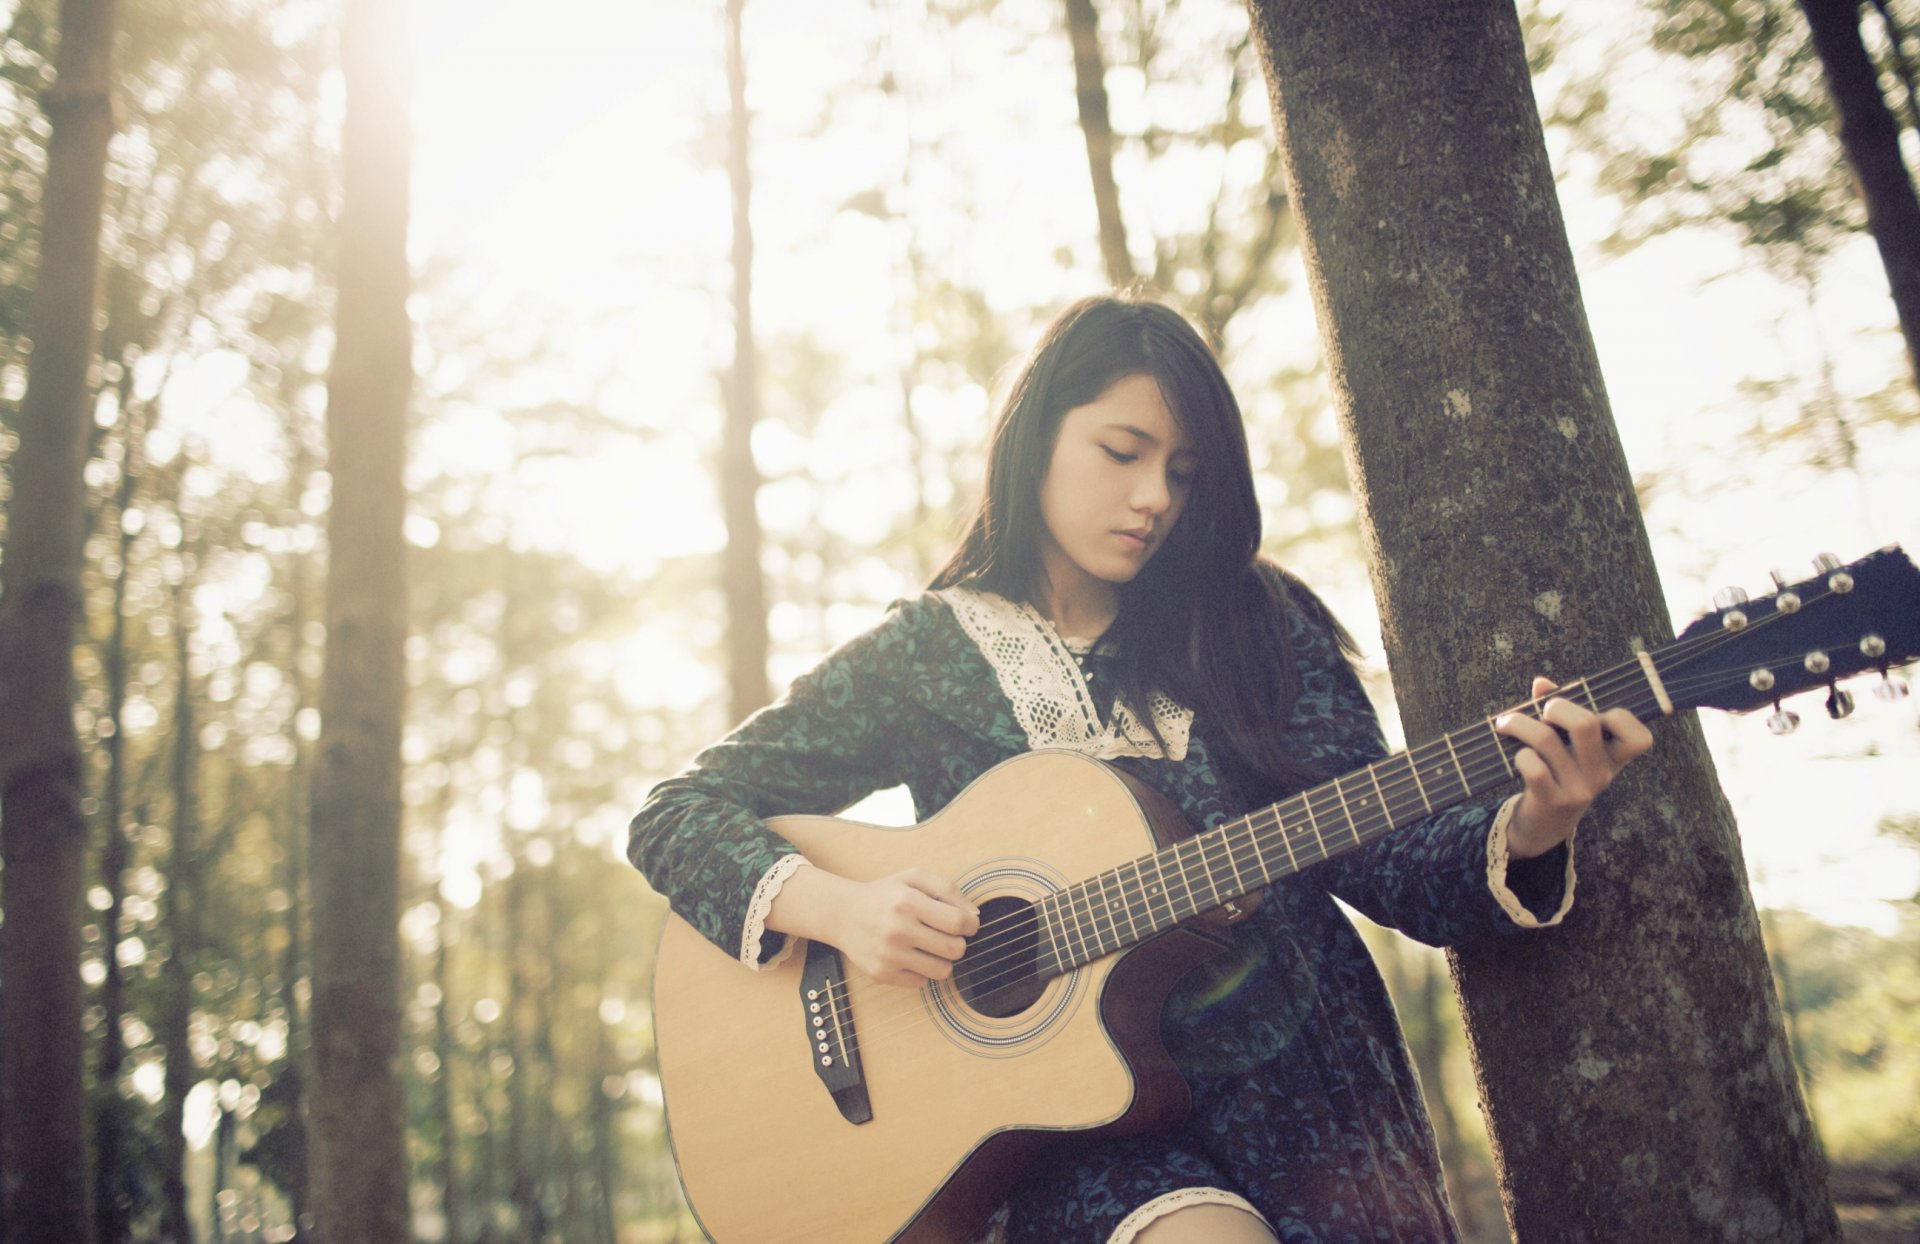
[1,0,1918,1240]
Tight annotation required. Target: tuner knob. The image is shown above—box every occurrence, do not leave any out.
[1714,587,1750,609]
[1749,668,1776,692]
[1826,688,1855,720]
[1766,709,1801,736]
[1813,553,1843,573]
[1804,652,1831,675]
[1873,674,1910,702]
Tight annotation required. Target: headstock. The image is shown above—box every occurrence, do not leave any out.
[1658,547,1920,727]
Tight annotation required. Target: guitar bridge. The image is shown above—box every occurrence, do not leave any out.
[801,940,872,1124]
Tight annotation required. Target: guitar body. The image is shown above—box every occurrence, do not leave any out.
[651,546,1920,1243]
[652,751,1233,1243]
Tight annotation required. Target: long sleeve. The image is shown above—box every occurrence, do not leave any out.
[628,602,921,967]
[1278,601,1575,947]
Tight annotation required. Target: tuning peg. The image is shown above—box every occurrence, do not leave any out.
[1766,708,1802,735]
[1804,651,1831,674]
[1813,553,1854,594]
[1714,587,1750,609]
[1826,687,1855,720]
[1872,673,1909,702]
[1766,571,1804,612]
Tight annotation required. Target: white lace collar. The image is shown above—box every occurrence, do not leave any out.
[932,586,1192,761]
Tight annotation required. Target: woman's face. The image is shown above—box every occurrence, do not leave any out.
[1036,372,1196,598]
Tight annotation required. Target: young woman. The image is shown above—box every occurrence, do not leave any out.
[630,294,1653,1244]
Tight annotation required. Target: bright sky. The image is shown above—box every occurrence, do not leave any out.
[401,0,1920,930]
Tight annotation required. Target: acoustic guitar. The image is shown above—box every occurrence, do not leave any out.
[652,547,1920,1243]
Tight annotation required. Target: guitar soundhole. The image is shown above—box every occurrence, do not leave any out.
[954,896,1046,1018]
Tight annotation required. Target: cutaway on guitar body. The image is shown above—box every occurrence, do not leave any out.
[651,751,1235,1244]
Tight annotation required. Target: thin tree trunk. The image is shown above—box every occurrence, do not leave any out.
[277,432,314,1243]
[306,0,414,1239]
[722,0,770,722]
[95,384,142,1244]
[160,550,200,1244]
[1799,0,1920,393]
[1063,0,1135,287]
[0,2,120,1240]
[504,868,534,1239]
[1244,1,1838,1239]
[432,888,463,1244]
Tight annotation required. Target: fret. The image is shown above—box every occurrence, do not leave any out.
[1332,775,1359,847]
[1092,875,1121,956]
[1141,852,1177,935]
[1163,840,1199,921]
[1441,731,1473,792]
[1300,788,1330,859]
[1575,678,1601,713]
[1366,764,1394,833]
[1060,884,1094,968]
[1403,749,1434,814]
[1486,720,1516,778]
[1414,743,1466,808]
[1270,802,1301,874]
[1038,894,1067,977]
[1110,865,1143,946]
[1228,817,1259,894]
[1215,823,1251,898]
[1186,836,1226,911]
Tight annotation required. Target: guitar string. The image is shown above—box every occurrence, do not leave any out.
[801,577,1882,1039]
[805,579,1878,1025]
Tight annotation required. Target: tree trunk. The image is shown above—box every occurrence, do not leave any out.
[306,0,414,1239]
[1797,0,1920,394]
[1063,0,1136,287]
[722,0,771,723]
[0,2,120,1240]
[432,888,463,1244]
[159,550,200,1244]
[95,386,142,1244]
[1243,2,1839,1239]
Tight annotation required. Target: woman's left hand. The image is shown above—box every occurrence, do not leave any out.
[1494,676,1655,859]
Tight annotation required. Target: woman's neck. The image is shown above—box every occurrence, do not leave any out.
[1032,560,1118,643]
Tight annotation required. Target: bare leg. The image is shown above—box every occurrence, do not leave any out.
[1126,1202,1280,1244]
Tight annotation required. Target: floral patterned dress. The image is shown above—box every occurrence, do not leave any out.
[629,584,1573,1244]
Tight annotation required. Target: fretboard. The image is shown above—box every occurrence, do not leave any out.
[1030,651,1666,977]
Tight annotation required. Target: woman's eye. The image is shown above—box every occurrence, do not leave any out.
[1101,446,1137,464]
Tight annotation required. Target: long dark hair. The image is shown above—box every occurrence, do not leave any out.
[931,292,1355,793]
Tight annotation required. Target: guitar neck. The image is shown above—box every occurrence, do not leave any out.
[1033,652,1667,976]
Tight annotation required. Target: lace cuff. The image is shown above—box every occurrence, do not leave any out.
[1110,1188,1271,1244]
[1486,794,1577,928]
[741,854,809,970]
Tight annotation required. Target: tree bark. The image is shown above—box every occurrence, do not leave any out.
[158,550,200,1244]
[0,1,120,1240]
[1064,0,1136,287]
[1243,1,1838,1239]
[1798,0,1920,394]
[307,0,414,1239]
[722,0,771,723]
[94,383,142,1244]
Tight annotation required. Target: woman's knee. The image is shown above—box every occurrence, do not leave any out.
[1124,1201,1279,1244]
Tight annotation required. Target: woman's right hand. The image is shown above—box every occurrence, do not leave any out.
[765,865,980,988]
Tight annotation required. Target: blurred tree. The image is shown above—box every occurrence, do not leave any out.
[0,2,120,1242]
[1064,0,1136,286]
[1797,0,1920,389]
[306,0,413,1239]
[1247,0,1838,1239]
[722,0,772,722]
